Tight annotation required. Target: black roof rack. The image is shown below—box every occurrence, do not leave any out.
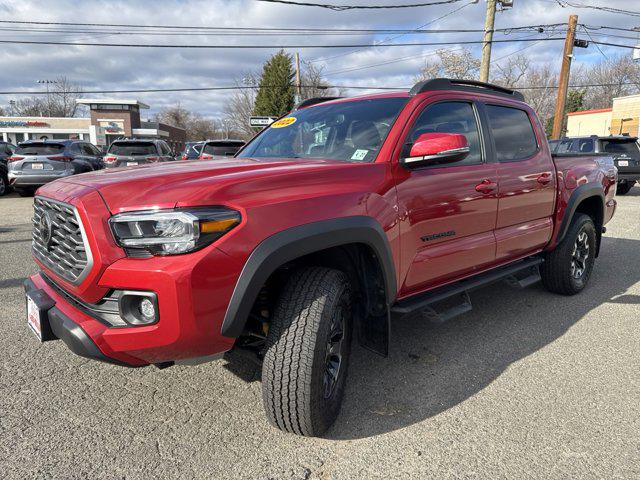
[410,78,525,102]
[295,96,342,110]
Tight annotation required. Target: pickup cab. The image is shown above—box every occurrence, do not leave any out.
[24,78,617,437]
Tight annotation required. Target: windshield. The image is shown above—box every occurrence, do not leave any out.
[16,143,66,155]
[601,139,640,156]
[108,142,157,156]
[238,97,408,162]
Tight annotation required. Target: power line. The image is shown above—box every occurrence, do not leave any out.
[254,0,467,11]
[310,0,476,64]
[0,19,565,35]
[554,1,640,17]
[1,82,639,97]
[0,37,566,49]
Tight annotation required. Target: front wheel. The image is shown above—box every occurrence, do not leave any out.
[541,213,596,295]
[262,267,352,437]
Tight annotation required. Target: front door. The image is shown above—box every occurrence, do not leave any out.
[394,99,499,298]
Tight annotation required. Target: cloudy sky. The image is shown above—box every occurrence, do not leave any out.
[0,0,639,119]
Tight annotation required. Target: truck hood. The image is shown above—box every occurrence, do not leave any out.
[54,157,363,213]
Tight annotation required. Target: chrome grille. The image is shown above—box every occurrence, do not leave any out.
[32,196,92,284]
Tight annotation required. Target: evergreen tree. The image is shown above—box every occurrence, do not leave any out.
[254,50,295,117]
[545,89,586,137]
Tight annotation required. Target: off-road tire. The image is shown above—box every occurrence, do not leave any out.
[262,267,352,437]
[616,181,635,195]
[541,213,596,295]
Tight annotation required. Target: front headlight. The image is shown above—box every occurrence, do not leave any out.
[109,207,241,256]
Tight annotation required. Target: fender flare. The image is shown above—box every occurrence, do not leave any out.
[556,182,605,244]
[221,216,397,338]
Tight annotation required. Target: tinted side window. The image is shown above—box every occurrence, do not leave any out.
[486,105,538,161]
[406,101,482,166]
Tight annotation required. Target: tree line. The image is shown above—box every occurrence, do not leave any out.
[3,49,640,141]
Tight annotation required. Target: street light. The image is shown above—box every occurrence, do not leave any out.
[36,79,57,117]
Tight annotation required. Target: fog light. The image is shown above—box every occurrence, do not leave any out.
[119,292,158,326]
[139,298,156,320]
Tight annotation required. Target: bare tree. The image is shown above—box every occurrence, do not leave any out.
[493,54,530,88]
[51,76,84,117]
[299,60,342,101]
[11,76,84,117]
[155,103,219,141]
[416,48,481,81]
[583,54,640,109]
[223,73,260,140]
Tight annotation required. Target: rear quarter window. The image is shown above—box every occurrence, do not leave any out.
[485,105,538,161]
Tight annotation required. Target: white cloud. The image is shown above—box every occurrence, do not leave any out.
[0,0,638,118]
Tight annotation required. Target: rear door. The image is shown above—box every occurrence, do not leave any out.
[482,103,556,261]
[395,97,499,296]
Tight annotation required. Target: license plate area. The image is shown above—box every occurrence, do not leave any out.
[25,288,56,342]
[30,163,44,170]
[618,160,629,167]
[126,162,138,166]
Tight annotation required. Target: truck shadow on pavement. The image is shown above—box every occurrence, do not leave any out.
[326,235,640,440]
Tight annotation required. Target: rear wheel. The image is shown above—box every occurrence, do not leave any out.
[541,213,596,295]
[616,180,635,195]
[262,267,352,437]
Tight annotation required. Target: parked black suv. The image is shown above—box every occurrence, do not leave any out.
[550,135,640,195]
[104,139,175,168]
[0,141,16,196]
[7,140,104,196]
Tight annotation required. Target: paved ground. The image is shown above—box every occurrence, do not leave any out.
[0,189,638,480]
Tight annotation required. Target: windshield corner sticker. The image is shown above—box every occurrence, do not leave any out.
[351,149,369,161]
[270,117,297,129]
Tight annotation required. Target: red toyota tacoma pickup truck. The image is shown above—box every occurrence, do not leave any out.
[24,79,617,437]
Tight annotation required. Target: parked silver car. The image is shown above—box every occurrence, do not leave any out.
[7,140,103,196]
[104,139,175,168]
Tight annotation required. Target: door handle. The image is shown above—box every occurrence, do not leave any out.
[475,179,497,194]
[537,172,552,185]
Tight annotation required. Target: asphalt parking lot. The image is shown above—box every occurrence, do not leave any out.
[0,190,638,479]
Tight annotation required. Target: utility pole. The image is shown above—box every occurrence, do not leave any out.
[295,52,302,103]
[480,0,497,83]
[551,14,578,140]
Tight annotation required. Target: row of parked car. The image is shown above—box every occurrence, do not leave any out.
[0,138,245,197]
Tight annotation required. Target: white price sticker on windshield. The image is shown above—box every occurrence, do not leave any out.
[351,149,369,161]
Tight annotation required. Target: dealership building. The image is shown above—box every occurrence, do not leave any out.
[0,99,186,152]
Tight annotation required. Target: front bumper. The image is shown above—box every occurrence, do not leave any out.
[24,278,131,366]
[27,244,241,367]
[8,170,73,187]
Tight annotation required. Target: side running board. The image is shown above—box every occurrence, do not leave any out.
[391,257,544,324]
